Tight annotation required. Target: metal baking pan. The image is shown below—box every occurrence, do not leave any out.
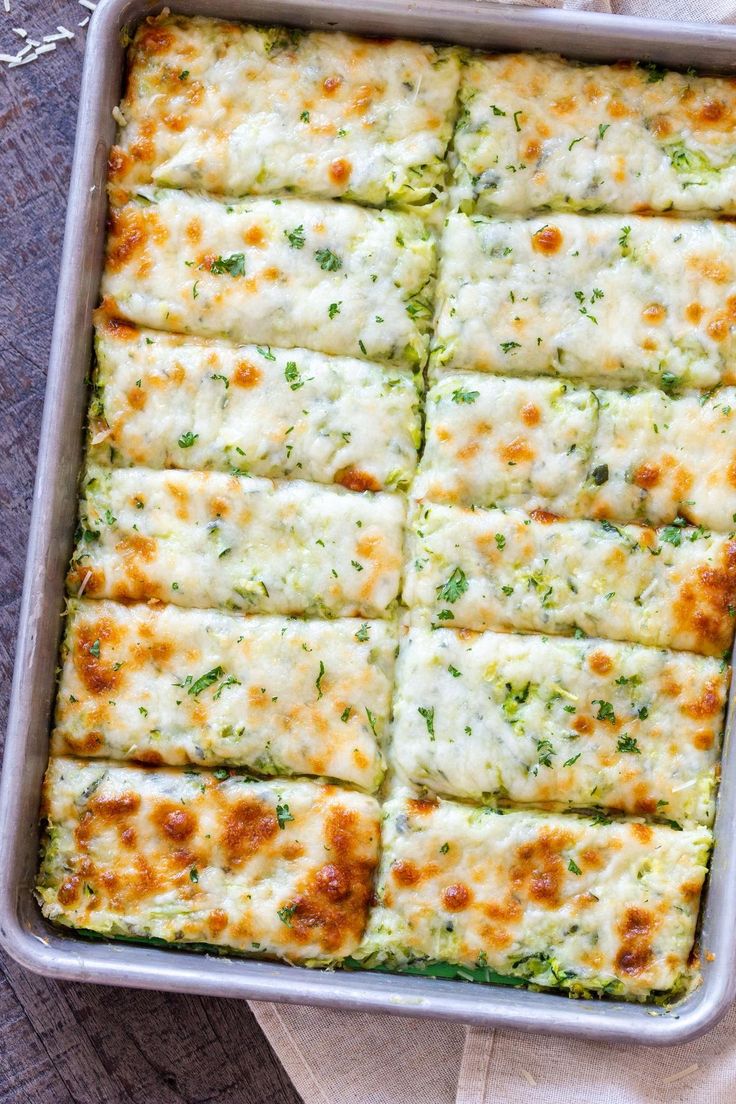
[2,0,736,1046]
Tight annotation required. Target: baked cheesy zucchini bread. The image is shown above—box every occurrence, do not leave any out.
[69,466,405,619]
[452,53,736,217]
[101,189,435,369]
[358,789,711,1000]
[391,621,725,824]
[406,503,736,655]
[433,212,736,390]
[91,320,420,492]
[111,15,461,207]
[38,757,381,963]
[52,599,394,790]
[38,13,736,1005]
[418,373,736,531]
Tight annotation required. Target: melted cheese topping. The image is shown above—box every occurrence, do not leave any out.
[69,467,405,619]
[53,599,395,790]
[101,188,435,369]
[359,788,711,999]
[90,320,420,492]
[37,758,380,963]
[392,620,725,824]
[453,53,736,216]
[111,15,461,207]
[405,502,736,655]
[417,373,736,532]
[433,212,736,390]
[590,387,736,533]
[416,373,597,514]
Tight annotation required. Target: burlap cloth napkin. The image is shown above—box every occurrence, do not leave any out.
[250,1,736,1099]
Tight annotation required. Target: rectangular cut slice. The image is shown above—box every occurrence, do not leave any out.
[433,212,736,390]
[358,788,711,1000]
[417,373,736,532]
[589,387,736,533]
[69,467,405,619]
[101,189,435,369]
[405,502,736,655]
[90,320,420,493]
[111,15,461,207]
[52,599,395,790]
[453,53,736,217]
[391,621,725,824]
[37,758,380,963]
[415,373,597,513]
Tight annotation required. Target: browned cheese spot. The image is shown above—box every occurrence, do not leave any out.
[615,906,655,977]
[233,360,262,388]
[285,805,378,953]
[673,539,736,653]
[510,828,572,909]
[441,882,472,912]
[221,797,278,865]
[336,467,381,493]
[74,616,125,695]
[152,800,198,842]
[520,402,540,427]
[328,158,352,185]
[588,649,613,675]
[633,462,661,489]
[531,225,563,255]
[528,507,560,524]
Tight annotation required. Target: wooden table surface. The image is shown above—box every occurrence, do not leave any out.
[0,3,301,1100]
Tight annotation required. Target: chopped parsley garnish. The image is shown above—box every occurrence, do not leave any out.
[188,666,224,697]
[328,302,341,319]
[276,802,294,829]
[315,660,326,699]
[563,753,581,767]
[351,559,364,572]
[365,708,378,737]
[418,705,435,738]
[436,566,468,603]
[315,248,342,271]
[208,253,246,277]
[490,104,506,116]
[451,388,480,405]
[494,533,506,551]
[513,110,523,132]
[285,225,306,249]
[568,858,582,876]
[355,623,370,642]
[591,464,609,486]
[500,340,521,353]
[448,665,461,678]
[661,517,688,546]
[178,430,198,448]
[598,123,610,139]
[440,842,450,854]
[277,904,297,926]
[593,699,616,723]
[300,110,310,122]
[284,361,304,391]
[89,639,100,658]
[341,707,351,723]
[536,738,555,767]
[617,734,641,754]
[213,675,241,700]
[189,867,199,882]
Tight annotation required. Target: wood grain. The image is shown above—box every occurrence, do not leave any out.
[0,3,300,1100]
